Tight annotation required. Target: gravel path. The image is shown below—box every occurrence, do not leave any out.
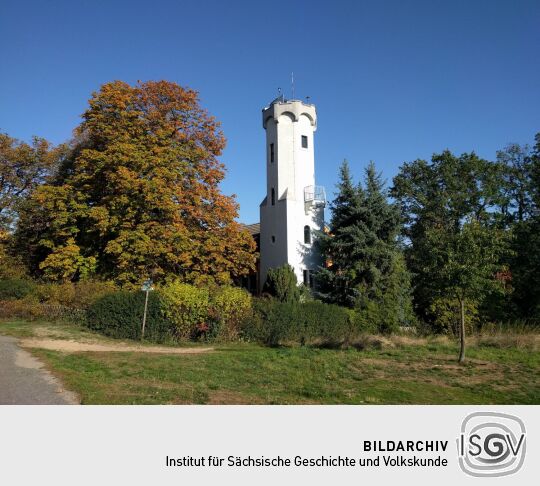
[0,335,79,405]
[20,338,214,354]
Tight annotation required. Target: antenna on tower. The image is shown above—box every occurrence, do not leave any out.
[291,72,295,100]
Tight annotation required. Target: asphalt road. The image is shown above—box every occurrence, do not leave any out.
[0,335,78,405]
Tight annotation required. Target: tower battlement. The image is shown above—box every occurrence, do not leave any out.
[262,99,317,129]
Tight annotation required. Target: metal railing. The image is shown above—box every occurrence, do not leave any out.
[304,185,326,206]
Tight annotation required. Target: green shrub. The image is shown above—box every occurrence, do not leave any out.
[0,278,35,300]
[244,298,298,346]
[160,282,210,339]
[209,286,252,341]
[242,298,359,347]
[263,264,300,302]
[87,291,172,342]
[299,301,357,346]
[428,297,480,335]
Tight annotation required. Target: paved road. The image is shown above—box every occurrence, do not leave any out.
[0,335,78,405]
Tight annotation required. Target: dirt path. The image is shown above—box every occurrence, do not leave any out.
[20,338,214,354]
[0,335,79,405]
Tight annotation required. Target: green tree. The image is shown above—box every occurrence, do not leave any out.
[496,142,535,225]
[318,161,413,329]
[509,133,540,318]
[317,160,363,306]
[14,80,256,286]
[425,221,510,362]
[391,150,504,321]
[263,264,300,303]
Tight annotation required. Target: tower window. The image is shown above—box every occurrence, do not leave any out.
[270,143,274,163]
[301,135,308,148]
[303,269,309,286]
[271,235,276,243]
[304,225,311,244]
[271,187,275,206]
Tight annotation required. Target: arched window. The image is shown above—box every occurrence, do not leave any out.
[271,187,275,206]
[304,225,311,244]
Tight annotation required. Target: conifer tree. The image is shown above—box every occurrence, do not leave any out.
[318,161,414,329]
[317,160,362,306]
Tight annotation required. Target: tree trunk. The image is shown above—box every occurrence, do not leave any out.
[458,297,466,363]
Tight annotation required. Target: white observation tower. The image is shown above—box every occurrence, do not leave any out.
[259,96,325,289]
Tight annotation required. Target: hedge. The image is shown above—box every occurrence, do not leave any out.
[0,278,35,300]
[84,287,383,347]
[86,285,254,344]
[86,291,172,342]
[242,298,368,347]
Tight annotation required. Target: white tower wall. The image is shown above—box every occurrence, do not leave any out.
[259,99,324,288]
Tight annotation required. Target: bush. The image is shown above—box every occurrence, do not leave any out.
[0,278,35,300]
[299,301,357,346]
[86,291,172,342]
[160,282,210,339]
[242,298,360,347]
[263,264,300,302]
[0,250,26,279]
[0,297,44,320]
[209,286,252,341]
[243,298,298,346]
[428,297,480,335]
[34,280,117,309]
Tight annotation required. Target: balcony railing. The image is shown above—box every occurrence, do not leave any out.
[304,185,326,207]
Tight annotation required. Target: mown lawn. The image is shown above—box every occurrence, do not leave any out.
[2,319,539,404]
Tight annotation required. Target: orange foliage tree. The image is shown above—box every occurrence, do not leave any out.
[0,133,59,231]
[15,80,256,285]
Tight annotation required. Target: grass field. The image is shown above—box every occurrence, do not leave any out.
[1,319,539,405]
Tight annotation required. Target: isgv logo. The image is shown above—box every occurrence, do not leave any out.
[457,412,526,477]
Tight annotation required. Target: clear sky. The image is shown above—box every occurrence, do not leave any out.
[1,0,539,223]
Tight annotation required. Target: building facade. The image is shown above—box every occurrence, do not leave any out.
[257,96,326,290]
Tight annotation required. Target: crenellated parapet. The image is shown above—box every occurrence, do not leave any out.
[262,99,317,130]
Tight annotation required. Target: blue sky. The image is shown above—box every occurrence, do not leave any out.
[1,0,538,223]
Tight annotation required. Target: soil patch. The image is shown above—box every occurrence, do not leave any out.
[20,338,213,355]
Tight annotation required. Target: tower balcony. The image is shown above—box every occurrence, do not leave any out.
[304,185,326,207]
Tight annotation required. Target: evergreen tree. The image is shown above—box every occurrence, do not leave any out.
[263,264,300,303]
[318,160,414,329]
[317,160,363,306]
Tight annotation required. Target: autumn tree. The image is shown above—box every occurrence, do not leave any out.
[15,80,256,286]
[0,133,58,231]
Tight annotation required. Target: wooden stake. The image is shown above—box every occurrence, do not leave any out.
[141,289,149,340]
